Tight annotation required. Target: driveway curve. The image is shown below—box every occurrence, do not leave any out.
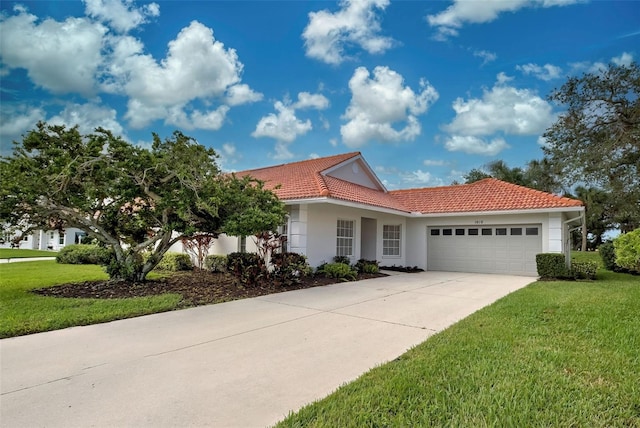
[1,271,534,427]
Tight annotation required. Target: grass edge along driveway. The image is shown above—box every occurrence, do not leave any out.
[277,269,640,427]
[0,261,180,338]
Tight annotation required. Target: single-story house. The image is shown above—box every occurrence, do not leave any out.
[0,227,86,251]
[211,152,584,276]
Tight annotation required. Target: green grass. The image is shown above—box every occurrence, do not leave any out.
[0,261,181,338]
[0,248,58,258]
[277,270,640,427]
[572,250,603,267]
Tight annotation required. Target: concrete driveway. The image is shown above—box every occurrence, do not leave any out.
[1,271,534,427]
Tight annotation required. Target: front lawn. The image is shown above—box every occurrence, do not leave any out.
[0,261,181,338]
[277,270,640,427]
[0,248,58,259]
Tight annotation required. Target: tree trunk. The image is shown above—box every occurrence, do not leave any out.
[581,223,587,252]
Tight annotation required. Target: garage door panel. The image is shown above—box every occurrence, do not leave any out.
[428,225,541,276]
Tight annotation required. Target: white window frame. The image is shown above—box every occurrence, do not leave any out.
[382,224,401,257]
[336,219,355,257]
[277,216,289,253]
[238,236,247,253]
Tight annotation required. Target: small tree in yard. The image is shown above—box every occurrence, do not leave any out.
[0,122,286,282]
[181,233,218,270]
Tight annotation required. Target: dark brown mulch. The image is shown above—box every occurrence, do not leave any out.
[32,271,387,307]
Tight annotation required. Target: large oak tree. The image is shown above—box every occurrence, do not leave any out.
[0,123,286,282]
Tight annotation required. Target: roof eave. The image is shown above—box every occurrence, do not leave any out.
[281,197,411,216]
[410,205,585,217]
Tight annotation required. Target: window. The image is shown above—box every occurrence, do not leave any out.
[455,228,465,236]
[443,228,452,236]
[239,236,246,253]
[59,233,65,245]
[468,228,479,236]
[278,218,289,252]
[526,227,539,236]
[496,228,507,236]
[383,225,401,256]
[481,228,492,236]
[430,229,440,236]
[511,228,523,236]
[336,219,354,257]
[49,231,54,239]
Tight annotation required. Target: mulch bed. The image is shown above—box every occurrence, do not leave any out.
[32,270,387,307]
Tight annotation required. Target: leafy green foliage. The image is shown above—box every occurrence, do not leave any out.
[332,255,351,265]
[536,253,568,279]
[463,158,563,194]
[570,261,598,280]
[614,229,640,273]
[543,62,640,232]
[226,252,266,286]
[270,252,312,285]
[0,123,285,282]
[205,255,227,273]
[319,262,357,281]
[355,259,379,274]
[155,253,193,272]
[599,243,619,272]
[56,244,112,265]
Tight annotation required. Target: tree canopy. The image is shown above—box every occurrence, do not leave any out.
[543,61,640,232]
[463,158,563,194]
[0,123,286,282]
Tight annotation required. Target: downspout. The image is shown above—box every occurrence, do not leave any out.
[563,211,586,268]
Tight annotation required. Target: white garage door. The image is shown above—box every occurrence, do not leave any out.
[427,225,542,276]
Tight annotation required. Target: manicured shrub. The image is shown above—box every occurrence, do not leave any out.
[614,229,640,274]
[205,255,227,273]
[320,262,357,281]
[155,253,193,271]
[355,258,379,274]
[227,252,266,285]
[599,242,619,271]
[536,253,568,279]
[270,252,312,285]
[333,255,351,265]
[56,244,111,265]
[570,261,598,280]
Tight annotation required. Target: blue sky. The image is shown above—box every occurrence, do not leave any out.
[1,0,637,189]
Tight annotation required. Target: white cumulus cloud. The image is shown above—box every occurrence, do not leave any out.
[109,20,254,129]
[0,6,107,96]
[516,63,563,81]
[252,91,330,159]
[341,66,439,148]
[84,0,159,33]
[48,102,125,136]
[444,135,510,156]
[444,76,555,137]
[427,0,581,40]
[302,0,394,65]
[441,74,555,156]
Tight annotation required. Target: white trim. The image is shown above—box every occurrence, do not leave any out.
[281,197,584,218]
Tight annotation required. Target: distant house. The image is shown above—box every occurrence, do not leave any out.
[0,227,86,251]
[209,152,584,276]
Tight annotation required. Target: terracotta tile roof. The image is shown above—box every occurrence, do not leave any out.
[237,153,583,214]
[389,178,583,213]
[322,175,410,212]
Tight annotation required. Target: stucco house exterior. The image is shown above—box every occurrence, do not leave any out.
[211,152,584,276]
